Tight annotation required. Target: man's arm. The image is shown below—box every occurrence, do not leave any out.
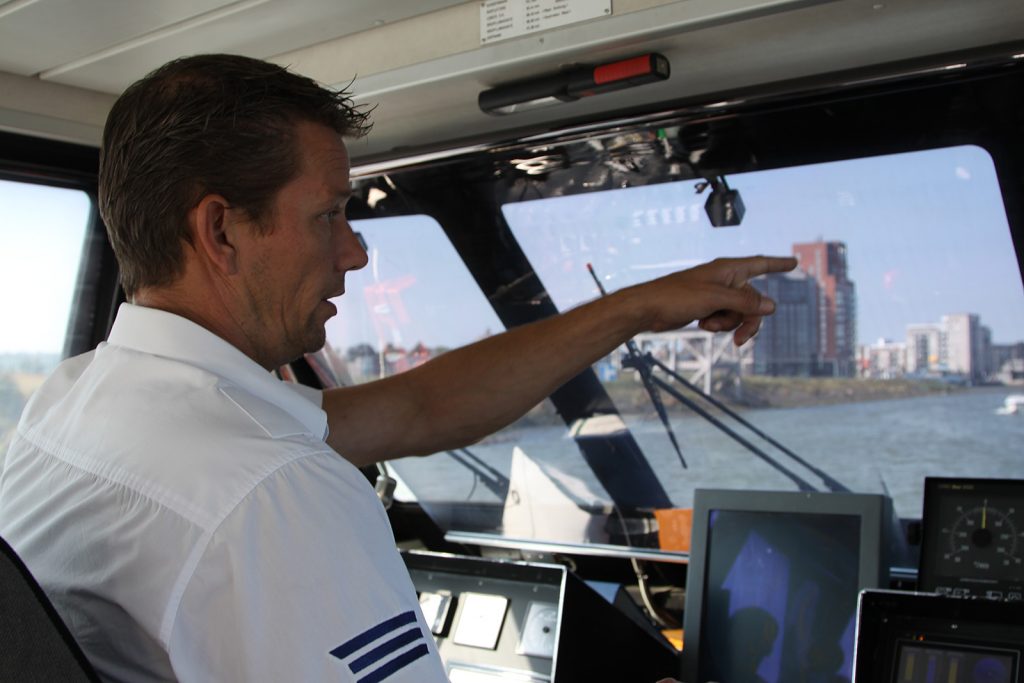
[324,256,797,466]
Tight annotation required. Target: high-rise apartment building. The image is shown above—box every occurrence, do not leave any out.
[792,241,857,376]
[751,270,820,375]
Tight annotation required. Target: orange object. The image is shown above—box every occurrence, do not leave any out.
[654,508,693,552]
[662,628,683,651]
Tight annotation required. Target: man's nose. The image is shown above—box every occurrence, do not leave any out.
[339,226,369,272]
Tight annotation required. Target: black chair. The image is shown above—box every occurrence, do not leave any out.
[0,535,101,682]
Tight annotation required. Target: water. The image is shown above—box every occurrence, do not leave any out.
[393,387,1024,522]
[633,386,1023,518]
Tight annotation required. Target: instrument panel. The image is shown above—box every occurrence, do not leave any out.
[402,551,677,682]
[919,478,1024,601]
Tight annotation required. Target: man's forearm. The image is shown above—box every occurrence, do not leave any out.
[324,256,796,466]
[325,285,646,465]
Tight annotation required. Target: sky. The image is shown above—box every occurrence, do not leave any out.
[504,144,1024,346]
[3,145,1023,356]
[327,144,1024,353]
[0,180,90,354]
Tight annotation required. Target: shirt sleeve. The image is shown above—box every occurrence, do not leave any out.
[166,450,448,683]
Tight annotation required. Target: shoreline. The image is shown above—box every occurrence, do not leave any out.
[508,376,990,430]
[721,376,970,409]
[605,375,971,412]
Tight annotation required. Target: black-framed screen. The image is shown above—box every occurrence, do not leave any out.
[918,477,1024,601]
[682,489,889,683]
[854,590,1024,683]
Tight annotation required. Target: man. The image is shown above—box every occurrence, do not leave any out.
[0,54,795,682]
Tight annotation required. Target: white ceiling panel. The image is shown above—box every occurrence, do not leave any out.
[1,0,1021,155]
[0,0,244,76]
[30,0,466,93]
[344,0,1024,161]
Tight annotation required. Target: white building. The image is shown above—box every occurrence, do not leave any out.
[905,314,992,383]
[942,314,987,381]
[858,338,907,379]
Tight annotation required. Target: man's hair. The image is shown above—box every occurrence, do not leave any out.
[99,54,370,296]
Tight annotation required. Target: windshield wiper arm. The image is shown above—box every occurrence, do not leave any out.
[446,448,509,499]
[588,263,687,469]
[644,355,849,493]
[638,354,819,493]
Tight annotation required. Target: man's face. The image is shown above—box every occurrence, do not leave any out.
[237,121,368,368]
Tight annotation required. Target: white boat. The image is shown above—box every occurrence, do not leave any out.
[996,394,1024,415]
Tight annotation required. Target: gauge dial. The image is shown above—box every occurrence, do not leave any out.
[919,478,1024,601]
[942,499,1022,576]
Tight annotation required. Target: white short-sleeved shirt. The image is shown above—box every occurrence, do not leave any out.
[0,303,448,683]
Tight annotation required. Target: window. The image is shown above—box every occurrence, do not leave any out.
[324,215,614,541]
[333,145,1023,554]
[0,179,92,451]
[503,145,1024,519]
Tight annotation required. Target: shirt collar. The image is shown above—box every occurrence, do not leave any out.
[106,303,327,439]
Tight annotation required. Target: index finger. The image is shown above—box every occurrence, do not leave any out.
[731,255,799,281]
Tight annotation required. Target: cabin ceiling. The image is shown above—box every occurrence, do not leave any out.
[0,0,466,82]
[0,0,1022,163]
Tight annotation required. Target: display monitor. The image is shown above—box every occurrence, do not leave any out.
[853,589,1024,682]
[918,477,1024,601]
[681,489,890,683]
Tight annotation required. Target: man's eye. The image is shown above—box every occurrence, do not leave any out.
[323,210,343,222]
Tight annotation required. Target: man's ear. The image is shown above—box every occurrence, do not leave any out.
[190,194,240,276]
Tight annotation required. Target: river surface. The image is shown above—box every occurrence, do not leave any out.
[393,386,1024,522]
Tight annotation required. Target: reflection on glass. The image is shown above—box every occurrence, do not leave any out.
[701,510,860,683]
[895,644,1013,683]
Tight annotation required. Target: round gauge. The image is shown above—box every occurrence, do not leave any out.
[919,478,1024,600]
[943,499,1021,575]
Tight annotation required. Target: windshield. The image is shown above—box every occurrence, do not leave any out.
[327,144,1024,556]
[503,144,1023,520]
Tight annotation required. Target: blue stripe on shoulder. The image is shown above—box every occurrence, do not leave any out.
[356,643,430,683]
[350,628,423,673]
[330,611,418,660]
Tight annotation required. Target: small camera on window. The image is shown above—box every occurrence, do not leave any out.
[705,187,745,227]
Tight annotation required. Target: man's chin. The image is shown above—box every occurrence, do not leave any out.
[304,325,328,356]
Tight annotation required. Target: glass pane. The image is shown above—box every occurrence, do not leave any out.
[325,215,614,541]
[0,179,92,451]
[504,145,1024,520]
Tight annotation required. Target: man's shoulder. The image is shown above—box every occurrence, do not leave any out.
[13,343,342,529]
[23,345,275,437]
[217,382,318,440]
[17,349,96,419]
